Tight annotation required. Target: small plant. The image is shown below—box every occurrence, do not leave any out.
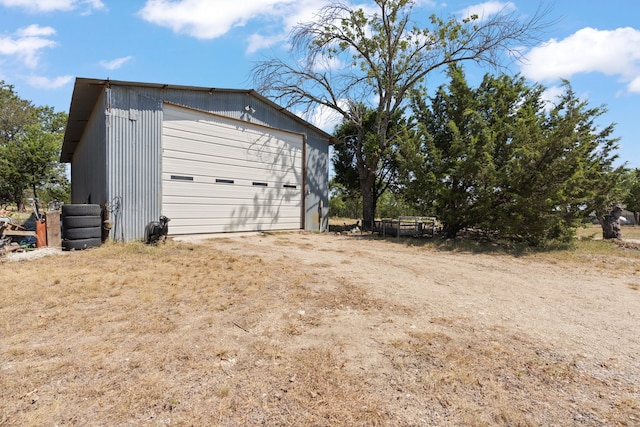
[164,397,180,412]
[214,386,230,398]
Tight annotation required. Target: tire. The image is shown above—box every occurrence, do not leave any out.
[62,215,102,229]
[62,204,101,217]
[62,238,102,251]
[63,227,102,240]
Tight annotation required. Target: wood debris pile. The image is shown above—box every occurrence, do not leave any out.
[0,220,36,254]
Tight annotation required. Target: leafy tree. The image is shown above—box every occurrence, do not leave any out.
[253,0,550,228]
[0,83,69,209]
[28,107,69,206]
[332,105,407,221]
[622,168,640,225]
[508,82,623,243]
[555,87,625,237]
[0,81,39,206]
[328,178,361,219]
[376,190,418,218]
[404,66,622,245]
[0,81,37,145]
[402,64,511,237]
[329,177,414,220]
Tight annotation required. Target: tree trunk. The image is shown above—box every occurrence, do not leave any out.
[31,182,41,219]
[12,188,24,211]
[361,183,375,231]
[602,206,623,239]
[357,136,378,231]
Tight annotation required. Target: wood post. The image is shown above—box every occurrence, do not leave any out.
[45,211,61,248]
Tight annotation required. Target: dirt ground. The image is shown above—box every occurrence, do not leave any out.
[2,231,640,425]
[179,231,640,426]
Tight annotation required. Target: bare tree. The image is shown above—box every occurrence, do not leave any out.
[252,0,552,228]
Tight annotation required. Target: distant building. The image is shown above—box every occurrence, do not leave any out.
[61,78,334,241]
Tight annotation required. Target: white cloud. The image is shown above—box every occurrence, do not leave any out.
[138,0,354,51]
[456,1,516,22]
[246,33,285,55]
[279,0,331,29]
[299,99,349,133]
[138,0,303,40]
[136,0,445,57]
[25,74,73,89]
[539,85,564,110]
[0,0,104,13]
[521,27,640,94]
[0,25,57,68]
[312,56,346,72]
[414,0,439,7]
[99,55,133,70]
[629,76,640,94]
[17,24,56,37]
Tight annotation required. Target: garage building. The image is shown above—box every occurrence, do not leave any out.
[61,78,334,241]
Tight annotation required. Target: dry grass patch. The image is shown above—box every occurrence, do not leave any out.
[289,275,412,316]
[0,240,394,426]
[1,241,276,425]
[380,322,639,426]
[528,239,640,277]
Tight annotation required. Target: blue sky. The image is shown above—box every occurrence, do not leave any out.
[1,0,639,168]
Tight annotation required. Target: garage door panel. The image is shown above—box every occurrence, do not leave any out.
[170,213,300,227]
[163,157,301,183]
[162,104,303,234]
[163,192,301,207]
[166,215,302,232]
[163,157,301,184]
[162,193,301,207]
[164,113,302,151]
[162,195,302,232]
[163,131,301,167]
[166,207,302,222]
[163,123,302,153]
[169,218,301,234]
[162,180,301,199]
[163,145,300,174]
[164,206,302,222]
[164,115,302,154]
[164,192,302,215]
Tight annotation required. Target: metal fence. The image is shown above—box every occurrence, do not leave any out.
[373,216,437,238]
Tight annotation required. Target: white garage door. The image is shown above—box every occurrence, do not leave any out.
[161,104,303,234]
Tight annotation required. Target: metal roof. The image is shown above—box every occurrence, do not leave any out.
[61,77,336,163]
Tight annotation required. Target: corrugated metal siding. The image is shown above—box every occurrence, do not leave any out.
[304,133,330,232]
[86,84,329,240]
[71,91,107,205]
[105,87,163,241]
[135,87,255,122]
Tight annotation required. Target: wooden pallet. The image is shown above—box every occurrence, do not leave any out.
[1,222,36,238]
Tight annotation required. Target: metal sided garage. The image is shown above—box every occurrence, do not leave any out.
[61,78,334,241]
